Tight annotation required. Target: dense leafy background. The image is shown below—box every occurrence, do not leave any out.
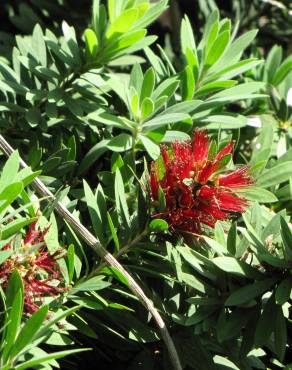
[0,0,291,369]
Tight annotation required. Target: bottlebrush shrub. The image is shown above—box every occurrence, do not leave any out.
[0,0,292,369]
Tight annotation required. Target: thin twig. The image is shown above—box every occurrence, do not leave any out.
[0,134,182,370]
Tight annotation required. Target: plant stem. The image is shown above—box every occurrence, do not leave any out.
[0,134,183,370]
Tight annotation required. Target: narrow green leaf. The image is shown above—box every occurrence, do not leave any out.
[275,307,287,362]
[235,187,278,203]
[14,349,89,370]
[139,135,160,160]
[70,276,111,294]
[280,217,292,260]
[275,278,292,305]
[107,212,120,253]
[10,305,49,359]
[140,67,155,103]
[180,65,194,101]
[272,59,292,86]
[107,9,138,38]
[205,30,229,67]
[141,97,154,119]
[257,162,292,188]
[115,169,130,228]
[142,113,189,131]
[227,223,237,255]
[225,278,277,306]
[255,294,276,347]
[3,289,23,362]
[0,150,19,193]
[107,134,133,152]
[0,217,37,240]
[212,257,264,279]
[84,28,98,60]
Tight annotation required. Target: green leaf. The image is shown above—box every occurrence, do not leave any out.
[84,28,98,60]
[205,59,262,83]
[0,217,37,240]
[14,349,89,370]
[107,134,133,152]
[227,223,236,255]
[152,77,179,101]
[203,236,227,255]
[83,180,107,245]
[35,306,81,340]
[92,0,100,36]
[140,67,155,103]
[212,257,263,279]
[130,89,139,118]
[225,278,277,306]
[32,24,47,67]
[255,294,276,347]
[162,131,190,143]
[149,219,168,232]
[70,276,111,294]
[196,80,237,97]
[141,97,154,119]
[234,187,278,203]
[78,139,109,174]
[130,63,143,95]
[211,29,258,71]
[275,278,292,305]
[107,212,120,253]
[180,16,196,54]
[0,182,23,215]
[275,307,287,362]
[67,244,75,284]
[250,119,274,165]
[142,113,189,131]
[181,65,194,101]
[280,217,292,260]
[0,150,19,193]
[115,169,130,228]
[108,267,129,286]
[10,305,49,359]
[205,30,229,67]
[201,114,247,129]
[213,356,240,370]
[134,0,168,29]
[257,162,292,188]
[107,8,138,38]
[3,289,23,362]
[139,135,160,160]
[208,82,265,103]
[272,59,292,86]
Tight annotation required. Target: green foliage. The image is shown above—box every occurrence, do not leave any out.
[1,0,292,369]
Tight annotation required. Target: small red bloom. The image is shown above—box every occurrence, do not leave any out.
[0,221,66,314]
[150,129,253,235]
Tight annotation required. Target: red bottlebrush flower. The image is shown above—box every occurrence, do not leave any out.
[0,220,66,314]
[150,129,253,235]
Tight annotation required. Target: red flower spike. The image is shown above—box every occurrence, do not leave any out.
[150,130,253,235]
[218,166,253,188]
[0,220,66,314]
[193,129,209,164]
[215,141,235,161]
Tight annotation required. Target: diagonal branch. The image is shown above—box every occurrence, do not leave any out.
[0,134,182,370]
